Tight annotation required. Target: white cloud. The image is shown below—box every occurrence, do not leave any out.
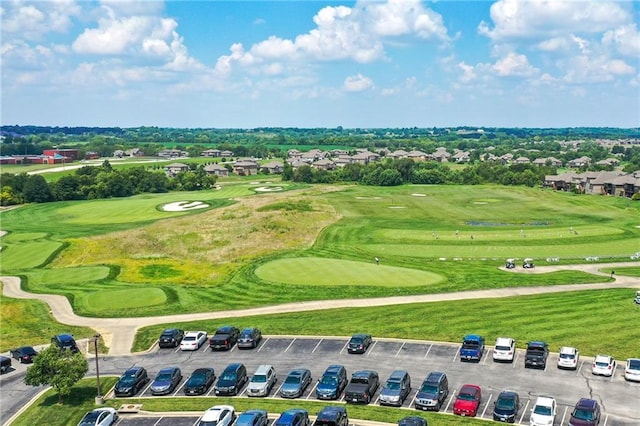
[1,0,81,40]
[492,52,538,77]
[343,73,374,92]
[458,61,477,83]
[602,23,640,57]
[479,0,630,40]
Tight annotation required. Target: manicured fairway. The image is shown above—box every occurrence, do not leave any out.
[85,288,167,312]
[255,257,443,286]
[26,266,111,284]
[0,240,63,270]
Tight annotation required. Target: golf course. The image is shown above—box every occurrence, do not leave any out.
[1,182,640,358]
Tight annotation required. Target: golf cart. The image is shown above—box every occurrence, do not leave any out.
[635,291,640,305]
[522,258,535,269]
[505,259,516,269]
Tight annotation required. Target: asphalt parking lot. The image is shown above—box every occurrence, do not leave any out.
[78,335,640,426]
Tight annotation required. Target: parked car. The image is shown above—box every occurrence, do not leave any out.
[77,407,118,426]
[150,366,182,395]
[344,370,379,404]
[280,368,312,398]
[274,409,310,426]
[114,366,149,397]
[316,364,348,400]
[347,333,372,354]
[592,354,616,376]
[414,371,449,411]
[10,346,38,363]
[313,406,348,426]
[214,363,248,396]
[0,356,11,374]
[530,396,556,426]
[184,367,216,395]
[158,328,184,348]
[397,417,427,426]
[558,346,580,370]
[568,398,601,426]
[209,326,240,351]
[525,341,549,369]
[247,364,277,397]
[493,390,520,423]
[180,331,208,351]
[379,370,411,406]
[235,409,268,426]
[460,335,485,362]
[624,358,640,382]
[51,333,79,353]
[238,327,262,349]
[198,405,235,426]
[493,337,516,362]
[453,384,482,417]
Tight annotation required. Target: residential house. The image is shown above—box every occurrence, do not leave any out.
[201,149,221,157]
[164,162,189,177]
[158,149,188,158]
[431,147,451,162]
[260,161,284,174]
[568,156,591,168]
[220,150,234,158]
[203,164,229,177]
[514,156,531,164]
[124,148,144,157]
[407,150,429,161]
[312,158,336,170]
[233,159,259,175]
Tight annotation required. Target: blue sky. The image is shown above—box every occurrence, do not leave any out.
[1,0,639,128]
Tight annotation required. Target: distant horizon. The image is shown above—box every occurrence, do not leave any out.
[2,1,639,128]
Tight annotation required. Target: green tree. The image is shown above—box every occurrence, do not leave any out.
[22,174,54,203]
[24,346,88,402]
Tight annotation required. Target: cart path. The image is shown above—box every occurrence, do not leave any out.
[2,262,639,355]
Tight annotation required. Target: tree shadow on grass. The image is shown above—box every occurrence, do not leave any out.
[39,385,99,407]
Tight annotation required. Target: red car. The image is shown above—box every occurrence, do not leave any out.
[453,384,482,417]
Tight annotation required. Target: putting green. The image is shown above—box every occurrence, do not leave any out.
[255,257,443,287]
[85,288,166,312]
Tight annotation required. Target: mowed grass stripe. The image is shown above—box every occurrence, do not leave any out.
[255,257,443,286]
[1,241,63,270]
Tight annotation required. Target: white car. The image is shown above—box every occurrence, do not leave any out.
[77,407,118,426]
[493,337,516,362]
[198,405,235,426]
[592,354,616,376]
[557,346,580,370]
[530,396,556,426]
[180,331,208,351]
[624,358,640,382]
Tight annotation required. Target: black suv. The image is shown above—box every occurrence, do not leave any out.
[209,326,240,350]
[158,328,184,348]
[114,366,149,397]
[493,390,520,423]
[214,363,248,395]
[313,406,348,426]
[51,334,79,353]
[347,333,372,354]
[525,341,549,369]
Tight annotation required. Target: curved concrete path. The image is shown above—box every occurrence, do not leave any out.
[2,262,639,356]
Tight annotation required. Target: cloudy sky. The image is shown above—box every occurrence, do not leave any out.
[1,0,639,128]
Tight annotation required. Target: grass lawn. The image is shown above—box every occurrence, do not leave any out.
[0,284,96,352]
[134,288,640,360]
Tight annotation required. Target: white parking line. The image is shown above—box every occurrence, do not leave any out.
[153,417,163,426]
[480,393,493,418]
[367,340,378,356]
[339,341,348,354]
[192,417,201,426]
[423,344,432,359]
[602,413,608,426]
[173,346,180,353]
[408,391,418,408]
[206,384,216,397]
[284,338,296,353]
[559,405,569,425]
[519,399,530,424]
[306,382,318,400]
[481,352,489,365]
[512,352,519,368]
[576,360,585,376]
[274,380,284,396]
[444,387,457,413]
[141,380,153,395]
[202,343,210,353]
[311,339,323,353]
[172,379,187,396]
[394,342,406,357]
[452,347,460,363]
[257,338,269,353]
[610,363,617,381]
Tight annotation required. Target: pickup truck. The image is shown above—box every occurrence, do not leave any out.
[525,341,549,369]
[460,334,485,362]
[344,370,379,404]
[209,326,240,351]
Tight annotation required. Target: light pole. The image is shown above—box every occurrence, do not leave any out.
[92,333,103,405]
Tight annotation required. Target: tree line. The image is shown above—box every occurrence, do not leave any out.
[1,160,216,206]
[284,158,554,188]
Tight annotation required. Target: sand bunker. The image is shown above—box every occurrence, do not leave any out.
[355,196,382,200]
[255,186,283,192]
[388,206,406,209]
[162,201,209,211]
[411,193,427,197]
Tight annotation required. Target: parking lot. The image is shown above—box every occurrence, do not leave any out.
[83,335,640,426]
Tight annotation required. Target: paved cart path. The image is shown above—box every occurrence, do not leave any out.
[2,262,639,355]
